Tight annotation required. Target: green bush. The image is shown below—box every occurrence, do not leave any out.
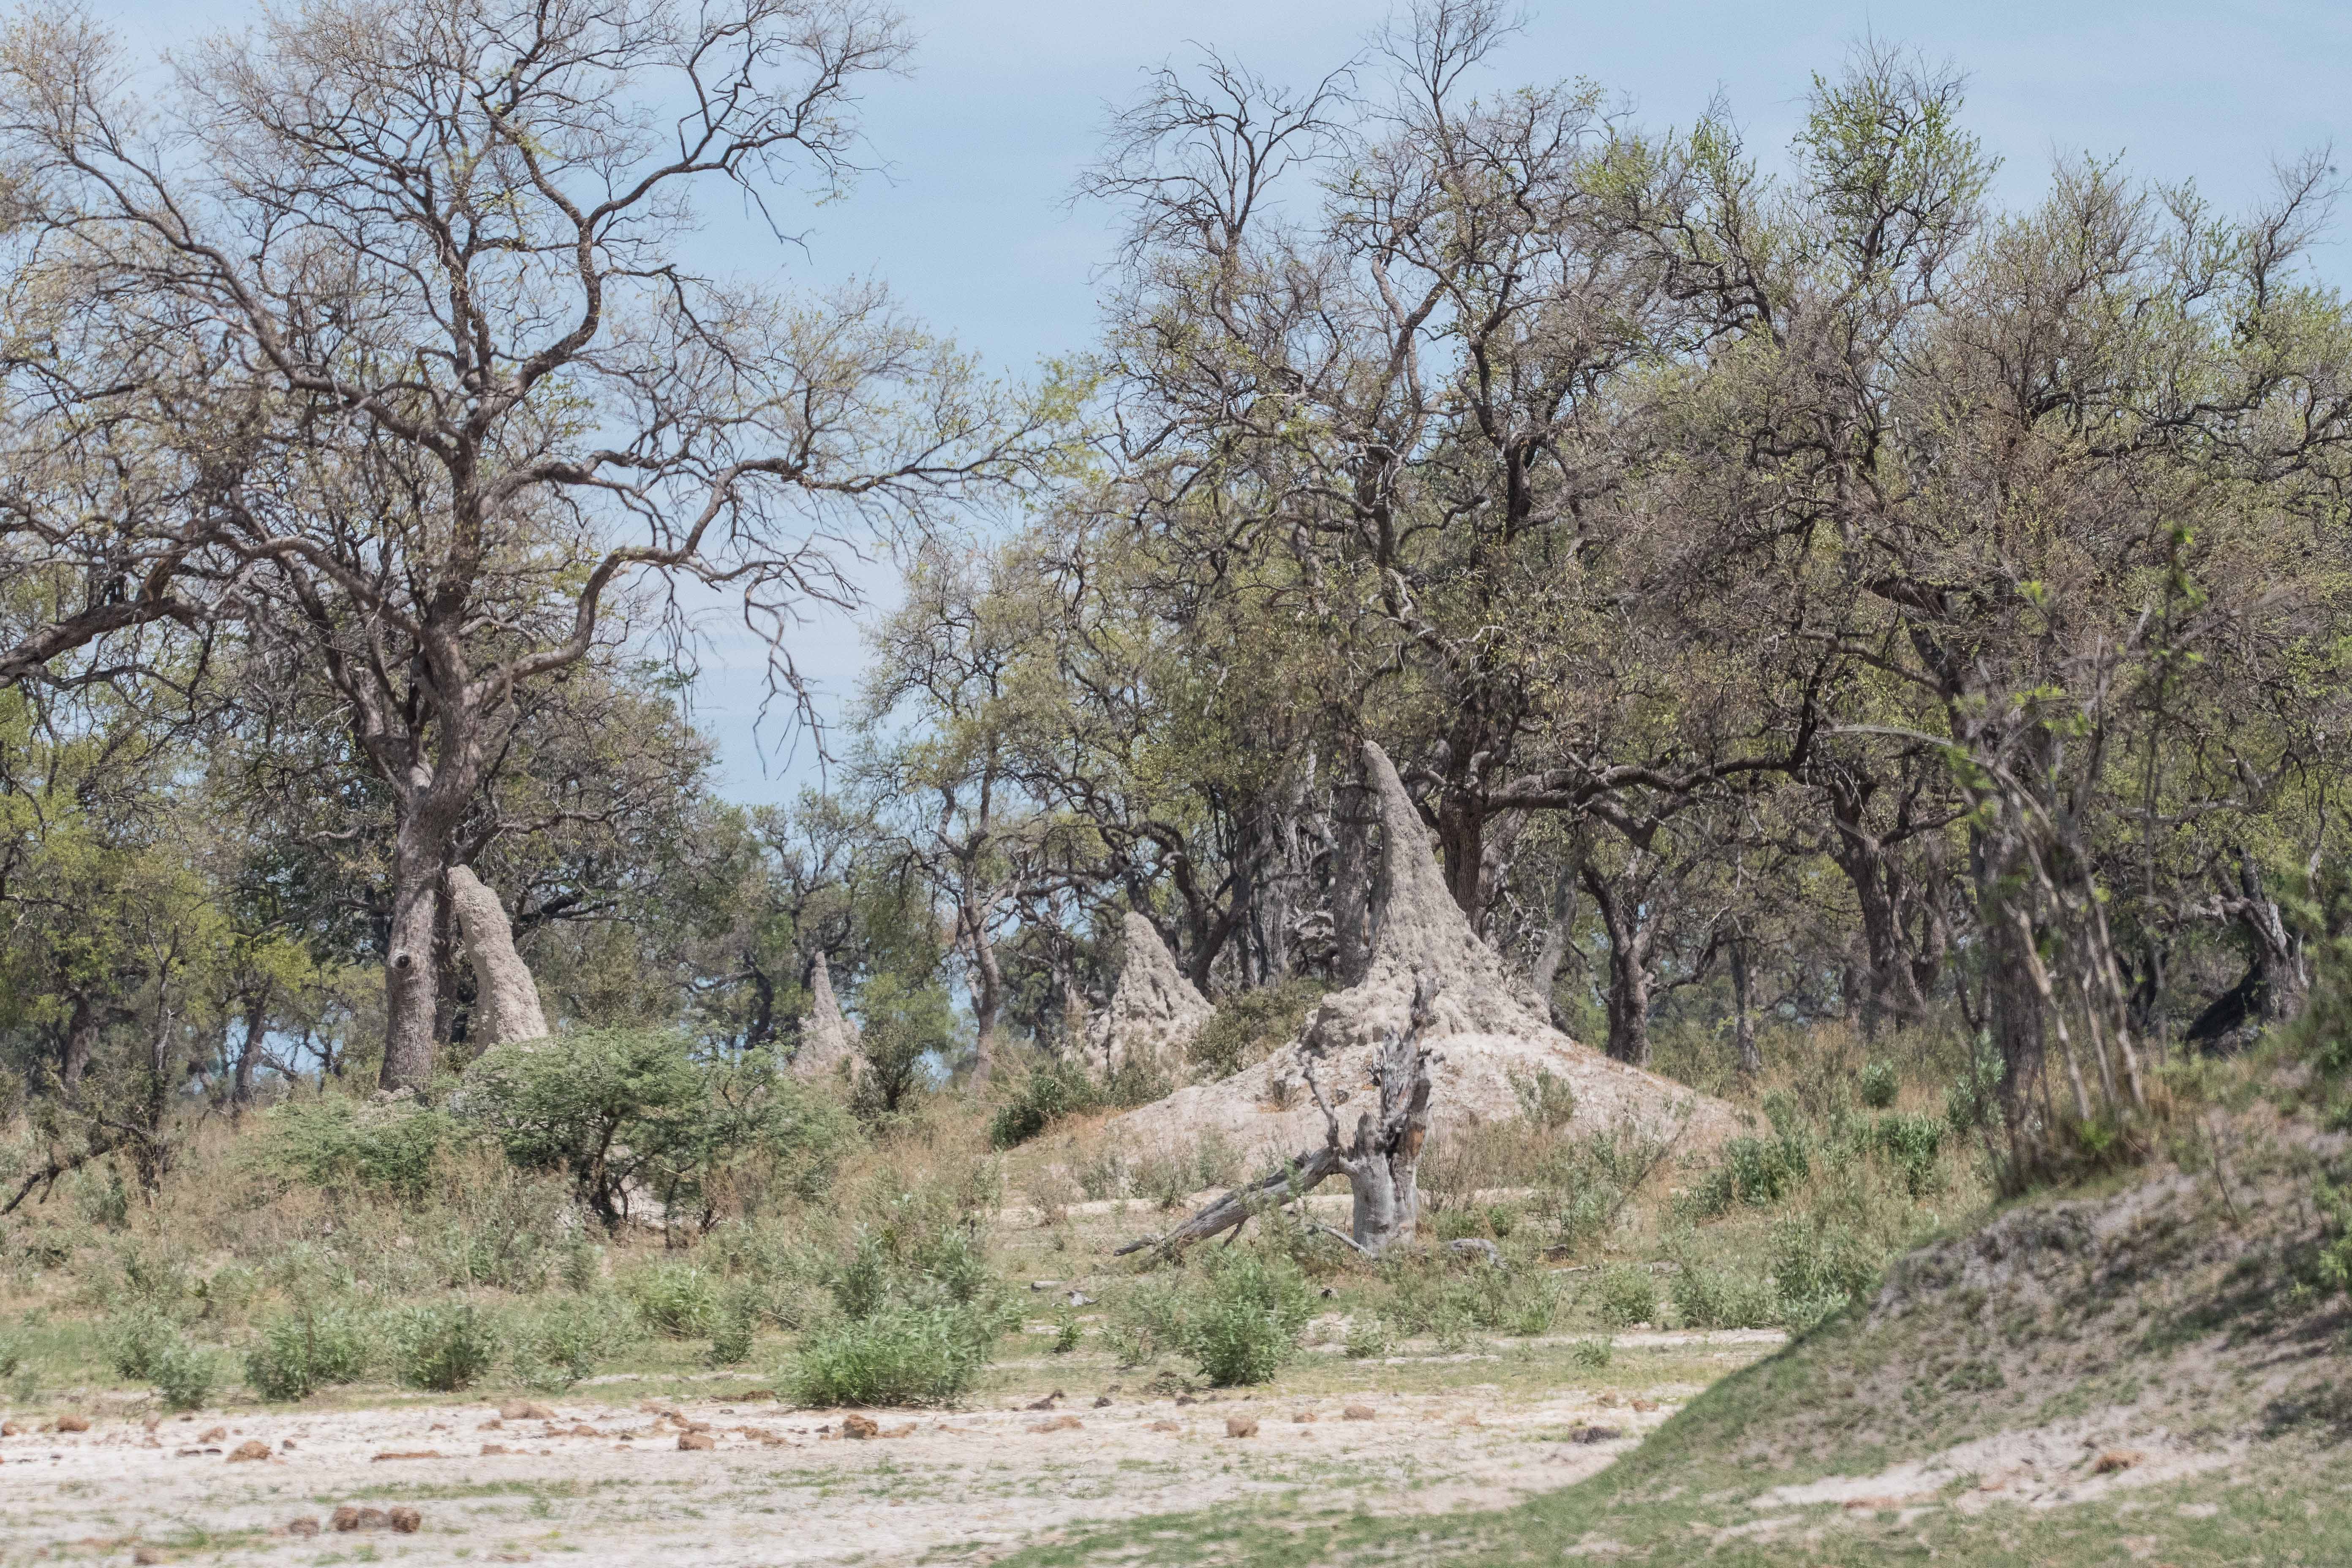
[245,1305,370,1401]
[1509,1068,1578,1131]
[1671,1265,1779,1330]
[465,1027,855,1226]
[1591,1263,1657,1328]
[1189,980,1328,1080]
[629,1261,721,1338]
[1769,1217,1883,1332]
[1342,1313,1395,1359]
[103,1302,179,1382]
[786,1302,999,1406]
[990,1057,1099,1149]
[512,1296,634,1393]
[152,1339,220,1411]
[1682,1132,1811,1218]
[1175,1249,1315,1386]
[389,1303,499,1391]
[709,1291,760,1367]
[0,1326,25,1380]
[1871,1112,1946,1197]
[849,975,960,1122]
[1858,1059,1900,1109]
[259,1097,455,1201]
[1570,1336,1615,1370]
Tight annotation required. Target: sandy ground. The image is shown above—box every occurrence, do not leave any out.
[0,1337,1772,1566]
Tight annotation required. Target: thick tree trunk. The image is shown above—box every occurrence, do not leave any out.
[231,992,268,1119]
[381,818,447,1092]
[1729,932,1760,1078]
[1528,868,1579,1033]
[60,992,98,1096]
[1582,862,1653,1067]
[1973,821,2048,1156]
[968,914,1002,1091]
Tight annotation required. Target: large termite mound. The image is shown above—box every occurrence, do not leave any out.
[1111,740,1738,1158]
[792,953,862,1082]
[447,864,550,1046]
[1090,912,1214,1081]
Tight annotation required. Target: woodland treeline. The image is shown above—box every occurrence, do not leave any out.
[3,0,2349,1185]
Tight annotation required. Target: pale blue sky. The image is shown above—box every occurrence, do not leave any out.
[99,0,2352,800]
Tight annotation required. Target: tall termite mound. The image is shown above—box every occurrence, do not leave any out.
[1111,740,1738,1154]
[446,864,550,1047]
[792,953,862,1082]
[1301,740,1553,1053]
[1092,912,1214,1080]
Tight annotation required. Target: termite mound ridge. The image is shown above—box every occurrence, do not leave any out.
[1111,740,1738,1157]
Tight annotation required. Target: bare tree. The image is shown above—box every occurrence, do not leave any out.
[0,0,1038,1086]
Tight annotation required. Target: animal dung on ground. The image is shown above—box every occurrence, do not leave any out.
[370,1449,444,1461]
[678,1432,715,1451]
[228,1439,273,1462]
[500,1401,556,1421]
[1029,1416,1084,1434]
[1342,1405,1377,1421]
[55,1414,89,1433]
[284,1517,320,1538]
[2092,1449,2145,1474]
[840,1413,879,1440]
[1225,1416,1260,1438]
[1570,1425,1622,1444]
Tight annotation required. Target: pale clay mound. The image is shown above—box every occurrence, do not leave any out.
[446,864,550,1047]
[1113,740,1737,1162]
[791,952,861,1083]
[1090,911,1214,1081]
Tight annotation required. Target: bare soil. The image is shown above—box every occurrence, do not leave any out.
[0,1334,1775,1565]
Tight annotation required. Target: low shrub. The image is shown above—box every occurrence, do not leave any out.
[785,1301,999,1406]
[1189,980,1328,1080]
[1858,1059,1900,1109]
[1342,1313,1394,1359]
[1682,1132,1811,1218]
[1591,1263,1657,1328]
[245,1304,370,1400]
[1173,1249,1315,1386]
[1871,1112,1946,1197]
[1670,1265,1779,1330]
[629,1261,721,1339]
[708,1289,760,1366]
[1769,1217,1883,1332]
[1509,1068,1579,1131]
[152,1338,220,1412]
[259,1097,455,1202]
[512,1296,634,1392]
[389,1302,498,1391]
[1569,1336,1614,1370]
[103,1302,180,1382]
[464,1026,854,1228]
[990,1057,1099,1149]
